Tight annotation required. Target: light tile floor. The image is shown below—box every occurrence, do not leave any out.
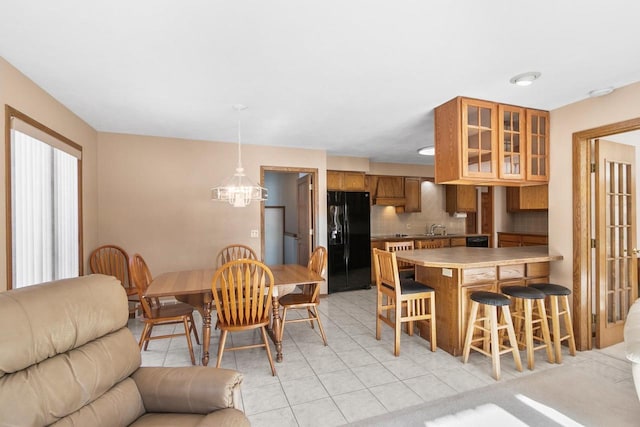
[127,288,633,427]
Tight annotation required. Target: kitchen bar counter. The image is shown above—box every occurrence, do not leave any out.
[371,233,489,241]
[394,246,562,356]
[395,246,561,268]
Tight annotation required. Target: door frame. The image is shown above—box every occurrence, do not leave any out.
[260,166,318,263]
[573,117,640,350]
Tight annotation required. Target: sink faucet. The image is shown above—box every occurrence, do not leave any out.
[429,224,446,235]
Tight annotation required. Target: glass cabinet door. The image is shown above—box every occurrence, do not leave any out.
[498,105,525,180]
[526,109,550,181]
[461,99,497,179]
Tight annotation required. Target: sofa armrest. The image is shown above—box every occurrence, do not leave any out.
[625,299,640,363]
[132,367,243,413]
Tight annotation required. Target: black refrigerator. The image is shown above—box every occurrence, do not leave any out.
[327,191,371,293]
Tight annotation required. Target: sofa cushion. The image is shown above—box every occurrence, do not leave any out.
[0,274,129,376]
[50,378,146,427]
[0,275,141,425]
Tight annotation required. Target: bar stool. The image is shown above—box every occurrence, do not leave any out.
[529,283,577,363]
[501,285,554,370]
[462,291,522,380]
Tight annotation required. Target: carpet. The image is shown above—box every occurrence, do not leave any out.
[349,362,640,426]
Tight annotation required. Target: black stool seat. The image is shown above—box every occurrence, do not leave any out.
[470,291,510,306]
[529,283,571,296]
[400,279,434,294]
[501,286,545,299]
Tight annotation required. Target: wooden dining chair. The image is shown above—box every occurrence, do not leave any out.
[384,240,415,279]
[373,248,436,356]
[279,246,328,345]
[216,244,258,267]
[212,259,276,375]
[176,244,260,316]
[129,253,200,365]
[415,239,446,249]
[89,245,139,317]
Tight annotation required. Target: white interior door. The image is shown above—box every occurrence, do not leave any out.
[265,206,284,265]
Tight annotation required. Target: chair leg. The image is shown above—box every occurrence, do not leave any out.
[260,326,277,376]
[280,307,288,339]
[189,313,200,345]
[139,322,152,350]
[313,306,328,346]
[143,323,154,351]
[216,330,228,368]
[376,291,382,340]
[183,317,196,365]
[394,302,402,356]
[462,301,479,363]
[307,308,315,329]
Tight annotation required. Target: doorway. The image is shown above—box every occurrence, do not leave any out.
[260,166,318,266]
[573,117,640,350]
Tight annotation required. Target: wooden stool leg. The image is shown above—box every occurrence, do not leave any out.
[502,305,522,372]
[488,305,501,380]
[462,301,479,363]
[550,296,563,363]
[524,299,535,370]
[429,294,437,352]
[536,299,555,363]
[561,295,577,356]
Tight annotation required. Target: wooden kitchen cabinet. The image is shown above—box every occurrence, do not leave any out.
[445,185,477,213]
[434,96,549,185]
[498,104,526,181]
[497,232,548,247]
[402,177,422,213]
[374,176,404,198]
[326,170,366,191]
[506,185,548,211]
[526,109,550,181]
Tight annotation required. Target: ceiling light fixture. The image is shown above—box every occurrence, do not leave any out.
[211,104,267,207]
[588,87,614,98]
[418,146,435,156]
[509,72,541,87]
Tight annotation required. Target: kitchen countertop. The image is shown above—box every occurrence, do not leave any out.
[371,233,489,241]
[497,231,548,236]
[395,245,562,268]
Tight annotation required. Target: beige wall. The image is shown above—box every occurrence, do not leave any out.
[97,132,327,277]
[549,81,640,287]
[0,57,99,291]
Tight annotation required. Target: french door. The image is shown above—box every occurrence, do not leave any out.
[594,138,638,347]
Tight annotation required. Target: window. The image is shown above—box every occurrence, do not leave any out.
[5,106,83,289]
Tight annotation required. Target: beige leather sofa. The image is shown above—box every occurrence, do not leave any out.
[0,274,249,426]
[624,297,640,400]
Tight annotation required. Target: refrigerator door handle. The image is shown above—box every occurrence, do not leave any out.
[344,203,350,264]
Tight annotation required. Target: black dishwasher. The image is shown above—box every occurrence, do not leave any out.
[466,236,489,247]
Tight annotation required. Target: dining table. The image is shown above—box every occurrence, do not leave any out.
[145,263,324,366]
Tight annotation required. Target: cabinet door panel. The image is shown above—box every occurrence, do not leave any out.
[526,109,550,181]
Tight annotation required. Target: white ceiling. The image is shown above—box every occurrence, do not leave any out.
[2,1,640,165]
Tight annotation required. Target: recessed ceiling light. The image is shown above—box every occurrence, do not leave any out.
[588,87,614,98]
[418,146,434,156]
[509,72,541,86]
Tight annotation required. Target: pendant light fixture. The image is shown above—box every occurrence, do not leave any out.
[211,104,267,207]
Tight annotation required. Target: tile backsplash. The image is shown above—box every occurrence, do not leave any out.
[370,181,466,236]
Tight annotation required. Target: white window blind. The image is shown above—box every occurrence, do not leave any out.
[10,116,80,288]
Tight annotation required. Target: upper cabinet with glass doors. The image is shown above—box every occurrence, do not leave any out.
[434,96,549,185]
